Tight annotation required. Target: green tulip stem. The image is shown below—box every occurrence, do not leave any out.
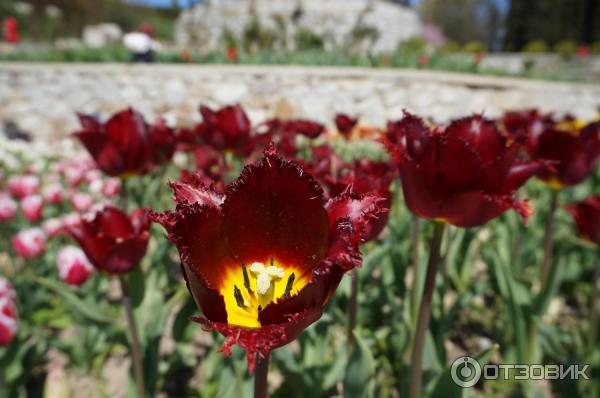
[347,268,359,344]
[119,276,145,398]
[254,353,270,398]
[540,190,559,290]
[119,177,128,212]
[409,222,446,398]
[589,256,600,348]
[409,221,446,398]
[0,365,5,398]
[410,216,422,324]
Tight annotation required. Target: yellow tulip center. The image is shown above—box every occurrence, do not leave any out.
[220,259,309,328]
[545,177,564,190]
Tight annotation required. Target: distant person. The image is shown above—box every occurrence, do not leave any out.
[123,23,156,63]
[2,17,19,44]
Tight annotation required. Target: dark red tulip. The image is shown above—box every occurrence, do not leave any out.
[174,127,200,152]
[152,145,384,372]
[503,111,600,188]
[67,206,150,275]
[74,108,176,177]
[385,112,549,228]
[192,146,226,184]
[324,158,396,241]
[148,118,177,167]
[334,113,358,137]
[566,196,600,245]
[197,104,257,156]
[298,144,343,184]
[259,119,325,157]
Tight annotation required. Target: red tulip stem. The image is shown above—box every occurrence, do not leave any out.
[119,276,145,398]
[540,190,559,290]
[408,221,446,398]
[589,256,600,348]
[254,353,270,398]
[410,216,422,323]
[347,268,359,344]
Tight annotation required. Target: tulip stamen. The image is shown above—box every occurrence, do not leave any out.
[283,273,295,297]
[241,263,253,294]
[233,285,246,308]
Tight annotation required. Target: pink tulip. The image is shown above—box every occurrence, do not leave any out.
[43,218,64,237]
[0,277,15,301]
[71,192,93,213]
[64,167,84,187]
[85,170,102,185]
[8,175,40,199]
[61,213,81,229]
[56,246,94,286]
[43,183,63,204]
[12,228,46,258]
[102,178,121,197]
[0,195,17,222]
[20,195,43,222]
[88,179,104,195]
[0,277,18,346]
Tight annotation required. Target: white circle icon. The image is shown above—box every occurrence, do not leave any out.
[451,356,482,388]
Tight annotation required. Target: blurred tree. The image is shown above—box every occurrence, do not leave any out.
[386,0,412,6]
[9,0,177,41]
[504,0,600,51]
[418,0,503,50]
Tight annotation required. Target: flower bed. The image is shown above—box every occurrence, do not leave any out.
[0,104,599,397]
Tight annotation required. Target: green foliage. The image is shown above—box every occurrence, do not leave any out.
[591,42,600,54]
[522,40,549,53]
[349,24,380,47]
[221,27,239,50]
[554,40,578,57]
[397,36,428,55]
[2,130,600,397]
[440,40,461,53]
[295,29,325,51]
[242,18,277,52]
[462,40,487,53]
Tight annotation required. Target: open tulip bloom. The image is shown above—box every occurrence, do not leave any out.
[152,145,385,373]
[503,110,600,188]
[385,112,550,228]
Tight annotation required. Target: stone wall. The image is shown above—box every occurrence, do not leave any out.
[0,63,599,142]
[175,0,421,53]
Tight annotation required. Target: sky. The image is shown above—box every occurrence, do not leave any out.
[126,0,193,7]
[127,0,510,13]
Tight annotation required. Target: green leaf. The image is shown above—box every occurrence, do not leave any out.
[344,332,375,398]
[172,296,198,342]
[36,277,113,324]
[428,346,494,398]
[125,266,146,309]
